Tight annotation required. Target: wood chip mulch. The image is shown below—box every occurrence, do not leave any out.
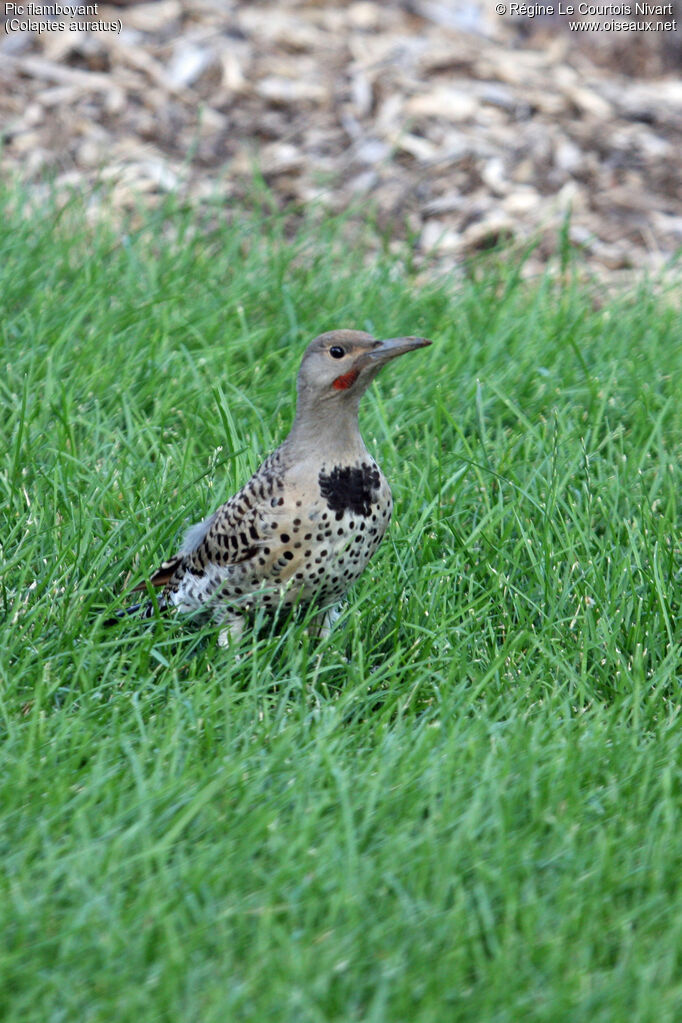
[1,0,681,281]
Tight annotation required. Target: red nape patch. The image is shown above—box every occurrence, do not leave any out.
[332,368,360,390]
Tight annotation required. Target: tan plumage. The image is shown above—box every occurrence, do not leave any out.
[111,329,431,644]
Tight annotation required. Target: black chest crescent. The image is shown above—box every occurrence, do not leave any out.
[318,462,381,518]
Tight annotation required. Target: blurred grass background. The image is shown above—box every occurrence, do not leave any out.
[1,187,681,1021]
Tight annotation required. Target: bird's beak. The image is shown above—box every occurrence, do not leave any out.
[365,336,432,365]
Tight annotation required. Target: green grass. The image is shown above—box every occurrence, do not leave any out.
[1,185,681,1022]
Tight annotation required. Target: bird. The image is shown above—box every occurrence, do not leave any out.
[109,329,431,645]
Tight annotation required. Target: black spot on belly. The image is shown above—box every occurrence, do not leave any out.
[318,463,381,518]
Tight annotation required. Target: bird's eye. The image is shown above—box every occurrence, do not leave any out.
[329,346,345,359]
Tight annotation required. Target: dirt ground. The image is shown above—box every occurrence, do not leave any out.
[1,1,681,281]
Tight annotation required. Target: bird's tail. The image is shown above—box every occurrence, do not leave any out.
[105,556,182,627]
[103,599,168,627]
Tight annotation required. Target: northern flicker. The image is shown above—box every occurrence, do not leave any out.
[110,330,431,644]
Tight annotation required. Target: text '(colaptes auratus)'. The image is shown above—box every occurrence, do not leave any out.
[111,330,431,644]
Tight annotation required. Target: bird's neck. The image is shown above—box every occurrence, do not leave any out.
[285,397,369,464]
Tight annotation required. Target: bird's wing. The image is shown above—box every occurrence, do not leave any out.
[191,493,270,569]
[132,450,288,590]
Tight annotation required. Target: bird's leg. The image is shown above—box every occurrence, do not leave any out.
[217,613,246,649]
[306,605,341,640]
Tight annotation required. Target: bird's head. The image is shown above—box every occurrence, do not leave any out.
[296,329,432,408]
